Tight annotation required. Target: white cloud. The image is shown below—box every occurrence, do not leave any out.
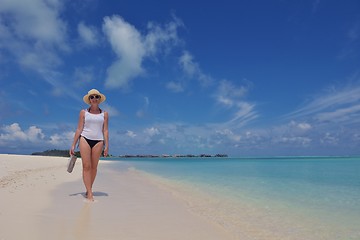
[216,129,241,142]
[0,0,73,98]
[0,0,66,45]
[77,22,99,46]
[297,122,312,130]
[320,132,338,145]
[0,123,75,150]
[273,121,313,139]
[49,131,74,146]
[217,96,233,106]
[27,126,45,141]
[102,15,145,88]
[179,51,196,76]
[0,0,68,72]
[144,127,160,137]
[289,121,312,131]
[102,15,183,89]
[0,123,44,144]
[126,130,137,138]
[274,136,312,146]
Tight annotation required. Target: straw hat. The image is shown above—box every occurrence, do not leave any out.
[83,89,106,105]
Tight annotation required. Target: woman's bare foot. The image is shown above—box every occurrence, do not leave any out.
[87,192,94,201]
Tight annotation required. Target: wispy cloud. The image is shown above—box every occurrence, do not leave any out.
[102,103,120,117]
[102,15,183,89]
[166,81,184,93]
[136,97,150,118]
[215,80,258,128]
[285,84,360,125]
[338,21,360,60]
[144,15,184,57]
[178,51,214,87]
[165,49,214,93]
[215,79,248,107]
[315,104,360,123]
[73,66,96,85]
[269,83,360,154]
[77,22,100,47]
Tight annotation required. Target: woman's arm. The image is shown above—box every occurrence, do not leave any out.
[103,111,109,157]
[69,110,85,156]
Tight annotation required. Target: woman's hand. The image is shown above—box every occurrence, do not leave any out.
[103,147,109,157]
[69,146,75,156]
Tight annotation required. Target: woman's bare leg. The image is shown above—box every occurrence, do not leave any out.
[90,141,103,190]
[79,137,93,200]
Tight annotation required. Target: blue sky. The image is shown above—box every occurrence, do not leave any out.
[1,0,360,156]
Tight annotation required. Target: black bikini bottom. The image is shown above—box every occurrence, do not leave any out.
[81,136,103,149]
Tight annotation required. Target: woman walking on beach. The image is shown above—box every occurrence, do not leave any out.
[70,89,109,201]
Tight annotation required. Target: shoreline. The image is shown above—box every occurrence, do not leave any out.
[118,158,360,240]
[0,154,232,240]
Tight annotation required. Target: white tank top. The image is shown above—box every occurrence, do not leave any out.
[81,110,104,140]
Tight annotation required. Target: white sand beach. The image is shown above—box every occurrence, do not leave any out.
[0,154,232,240]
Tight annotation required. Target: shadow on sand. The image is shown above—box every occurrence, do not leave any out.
[69,191,109,198]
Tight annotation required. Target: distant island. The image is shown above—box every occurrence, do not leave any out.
[32,149,71,157]
[31,149,228,158]
[119,154,228,158]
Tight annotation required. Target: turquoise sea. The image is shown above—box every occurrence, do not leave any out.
[104,156,360,239]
